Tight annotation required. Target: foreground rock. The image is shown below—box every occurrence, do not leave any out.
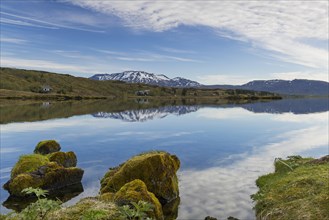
[101,151,180,204]
[3,140,83,197]
[113,179,163,219]
[100,151,180,219]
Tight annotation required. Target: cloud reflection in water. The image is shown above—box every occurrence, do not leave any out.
[178,112,328,219]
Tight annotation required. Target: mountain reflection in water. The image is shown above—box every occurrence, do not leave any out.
[91,98,329,122]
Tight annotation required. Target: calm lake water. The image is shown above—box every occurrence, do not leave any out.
[1,98,328,219]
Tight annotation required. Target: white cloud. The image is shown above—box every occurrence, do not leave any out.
[69,1,329,69]
[0,37,27,44]
[198,70,329,85]
[198,74,255,85]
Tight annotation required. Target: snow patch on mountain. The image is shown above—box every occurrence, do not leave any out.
[90,71,201,88]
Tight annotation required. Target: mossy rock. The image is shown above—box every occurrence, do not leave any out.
[114,179,163,220]
[11,154,49,178]
[163,197,180,220]
[100,151,180,204]
[3,173,43,197]
[34,140,61,155]
[48,151,77,167]
[4,162,84,197]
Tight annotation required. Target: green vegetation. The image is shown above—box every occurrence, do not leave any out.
[11,154,49,178]
[118,201,154,220]
[252,155,329,220]
[3,188,61,220]
[114,180,163,219]
[0,67,281,100]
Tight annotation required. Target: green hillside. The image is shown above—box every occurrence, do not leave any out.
[0,67,281,100]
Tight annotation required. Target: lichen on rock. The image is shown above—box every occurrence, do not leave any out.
[34,140,61,155]
[113,179,163,220]
[100,151,180,205]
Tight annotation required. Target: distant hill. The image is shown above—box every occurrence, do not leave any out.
[205,79,329,96]
[0,67,280,100]
[90,71,201,88]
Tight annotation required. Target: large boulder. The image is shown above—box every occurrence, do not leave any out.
[100,151,180,204]
[48,151,77,167]
[113,179,163,220]
[4,162,84,197]
[34,140,61,155]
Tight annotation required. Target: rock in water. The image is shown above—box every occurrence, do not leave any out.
[34,140,61,155]
[3,140,83,197]
[113,179,163,220]
[100,151,180,204]
[4,161,84,197]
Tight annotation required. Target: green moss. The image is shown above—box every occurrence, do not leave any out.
[42,166,84,190]
[252,155,329,220]
[5,162,83,197]
[6,174,43,197]
[46,197,119,220]
[11,154,49,178]
[100,151,180,204]
[34,140,61,155]
[48,151,77,167]
[114,179,163,219]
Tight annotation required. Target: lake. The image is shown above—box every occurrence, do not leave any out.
[1,98,328,219]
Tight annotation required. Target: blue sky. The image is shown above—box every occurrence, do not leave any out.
[0,0,328,84]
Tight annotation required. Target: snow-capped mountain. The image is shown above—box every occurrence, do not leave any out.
[92,105,200,122]
[90,71,201,88]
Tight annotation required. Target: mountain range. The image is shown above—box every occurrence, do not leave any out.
[90,71,201,88]
[207,79,329,96]
[90,71,328,96]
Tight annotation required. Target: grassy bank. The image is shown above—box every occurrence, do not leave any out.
[0,67,281,100]
[252,155,329,220]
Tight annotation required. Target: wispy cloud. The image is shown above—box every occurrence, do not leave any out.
[0,56,115,76]
[0,37,27,44]
[158,47,196,54]
[68,1,329,69]
[0,11,104,33]
[97,49,201,63]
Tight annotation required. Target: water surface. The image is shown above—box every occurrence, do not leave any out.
[1,98,328,219]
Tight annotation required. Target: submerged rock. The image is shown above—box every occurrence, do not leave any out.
[34,140,61,155]
[100,151,180,204]
[48,151,77,168]
[113,179,163,220]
